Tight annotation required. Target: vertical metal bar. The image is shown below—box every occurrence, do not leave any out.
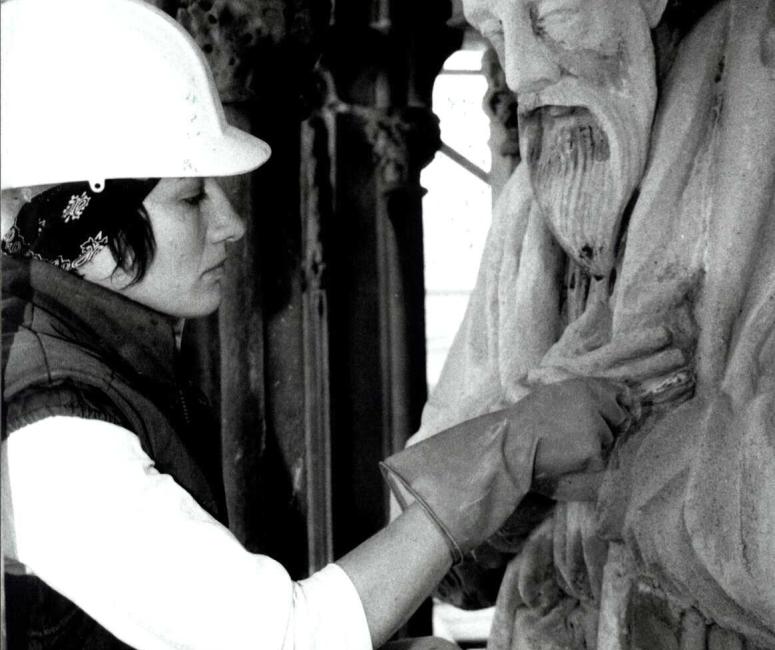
[218,106,267,551]
[1,442,6,650]
[300,115,335,571]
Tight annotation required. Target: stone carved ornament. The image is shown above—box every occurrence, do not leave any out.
[483,47,520,160]
[170,0,327,102]
[301,66,442,192]
[410,0,775,649]
[364,108,442,189]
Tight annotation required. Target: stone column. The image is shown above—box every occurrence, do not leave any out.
[317,0,461,561]
[365,106,441,462]
[167,0,332,577]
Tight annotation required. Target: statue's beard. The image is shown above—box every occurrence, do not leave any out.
[523,106,633,278]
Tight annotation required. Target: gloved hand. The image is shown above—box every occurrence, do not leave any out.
[380,378,631,564]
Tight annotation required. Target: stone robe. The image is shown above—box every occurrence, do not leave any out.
[412,2,775,647]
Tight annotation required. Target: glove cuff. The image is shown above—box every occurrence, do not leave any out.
[380,415,540,566]
[380,461,464,564]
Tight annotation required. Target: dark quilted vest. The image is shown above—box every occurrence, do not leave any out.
[2,256,226,650]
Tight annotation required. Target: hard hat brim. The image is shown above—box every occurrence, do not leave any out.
[183,126,272,180]
[0,127,271,191]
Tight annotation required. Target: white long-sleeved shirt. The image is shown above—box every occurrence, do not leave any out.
[1,416,372,650]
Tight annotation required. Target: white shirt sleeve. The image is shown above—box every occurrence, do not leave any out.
[1,416,372,650]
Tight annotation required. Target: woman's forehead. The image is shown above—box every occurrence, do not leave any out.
[167,177,204,188]
[149,177,205,197]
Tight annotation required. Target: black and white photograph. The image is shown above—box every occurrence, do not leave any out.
[1,0,773,648]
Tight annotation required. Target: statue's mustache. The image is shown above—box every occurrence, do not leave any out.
[520,106,610,168]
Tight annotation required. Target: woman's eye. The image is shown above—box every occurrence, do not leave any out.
[182,191,206,206]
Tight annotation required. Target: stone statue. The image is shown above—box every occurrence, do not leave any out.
[411,0,775,647]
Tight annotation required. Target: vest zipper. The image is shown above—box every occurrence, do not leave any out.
[178,386,192,427]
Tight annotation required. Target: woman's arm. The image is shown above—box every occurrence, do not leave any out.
[3,416,451,650]
[3,378,626,649]
[3,416,372,650]
[337,504,451,647]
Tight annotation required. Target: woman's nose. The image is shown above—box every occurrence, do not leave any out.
[206,179,246,243]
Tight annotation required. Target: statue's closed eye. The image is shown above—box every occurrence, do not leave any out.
[530,1,583,42]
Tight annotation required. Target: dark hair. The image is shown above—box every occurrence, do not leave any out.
[103,198,157,286]
[1,178,160,284]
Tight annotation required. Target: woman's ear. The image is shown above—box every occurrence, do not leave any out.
[78,246,131,291]
[640,0,669,28]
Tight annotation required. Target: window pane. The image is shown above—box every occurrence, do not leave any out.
[422,49,490,390]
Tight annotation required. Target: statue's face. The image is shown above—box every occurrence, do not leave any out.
[465,0,658,276]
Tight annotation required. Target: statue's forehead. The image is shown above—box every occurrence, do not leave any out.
[461,0,518,26]
[464,0,618,24]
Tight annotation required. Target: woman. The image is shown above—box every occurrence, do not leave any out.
[0,1,629,648]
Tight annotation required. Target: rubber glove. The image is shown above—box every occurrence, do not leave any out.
[380,378,631,564]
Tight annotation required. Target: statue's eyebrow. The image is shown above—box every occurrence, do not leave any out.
[529,0,583,37]
[528,3,545,37]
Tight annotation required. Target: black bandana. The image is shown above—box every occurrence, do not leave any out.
[2,179,159,272]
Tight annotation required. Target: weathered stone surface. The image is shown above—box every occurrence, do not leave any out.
[482,48,519,160]
[762,0,775,71]
[482,47,520,200]
[411,0,775,648]
[176,0,284,101]
[364,107,441,189]
[167,0,329,102]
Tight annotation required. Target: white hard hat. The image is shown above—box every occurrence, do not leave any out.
[0,0,271,191]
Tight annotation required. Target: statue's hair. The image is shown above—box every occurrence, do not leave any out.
[653,0,725,83]
[662,0,725,32]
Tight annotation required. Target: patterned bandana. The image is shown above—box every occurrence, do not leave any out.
[2,179,159,271]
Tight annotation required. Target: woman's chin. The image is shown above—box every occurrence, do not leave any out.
[177,292,223,318]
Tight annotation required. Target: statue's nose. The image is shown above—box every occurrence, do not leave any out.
[502,18,561,95]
